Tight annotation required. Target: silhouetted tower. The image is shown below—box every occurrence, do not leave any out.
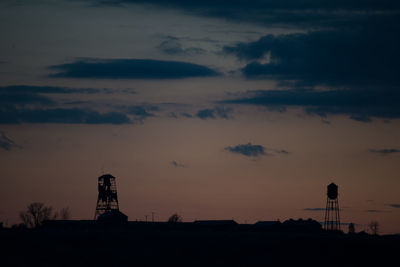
[324,182,340,231]
[94,174,119,220]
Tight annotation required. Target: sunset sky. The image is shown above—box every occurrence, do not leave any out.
[1,0,400,234]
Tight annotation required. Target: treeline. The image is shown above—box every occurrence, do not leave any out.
[15,202,70,229]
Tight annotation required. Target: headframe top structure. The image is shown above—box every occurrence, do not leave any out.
[94,174,119,220]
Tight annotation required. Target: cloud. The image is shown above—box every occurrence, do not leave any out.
[181,112,193,118]
[225,142,289,158]
[126,105,158,122]
[304,208,325,211]
[225,142,266,157]
[220,11,400,123]
[214,107,233,119]
[93,0,125,7]
[369,149,400,155]
[0,84,136,124]
[168,112,178,119]
[0,92,54,107]
[102,1,400,28]
[0,85,118,108]
[221,89,400,122]
[196,109,215,119]
[0,85,160,125]
[49,58,220,79]
[387,204,400,209]
[196,107,233,120]
[0,107,131,124]
[365,209,386,213]
[109,104,160,123]
[0,131,21,151]
[0,85,103,94]
[274,149,289,154]
[171,161,186,168]
[119,88,137,94]
[158,36,205,55]
[224,26,400,88]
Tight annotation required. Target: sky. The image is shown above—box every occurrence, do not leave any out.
[1,0,400,234]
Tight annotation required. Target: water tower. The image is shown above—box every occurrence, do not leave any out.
[94,174,120,220]
[324,182,340,231]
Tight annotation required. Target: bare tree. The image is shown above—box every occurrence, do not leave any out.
[369,221,379,235]
[19,202,55,228]
[348,223,355,234]
[168,213,182,223]
[59,207,71,220]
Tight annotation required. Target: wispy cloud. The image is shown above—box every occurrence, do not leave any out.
[304,208,325,211]
[369,149,400,155]
[0,85,103,94]
[171,161,186,168]
[0,131,21,151]
[168,112,178,119]
[158,36,206,55]
[387,204,400,208]
[125,105,159,123]
[225,142,289,158]
[196,107,233,120]
[365,209,389,213]
[225,142,266,157]
[273,149,289,155]
[181,112,193,118]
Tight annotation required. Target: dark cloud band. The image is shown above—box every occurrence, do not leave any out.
[221,89,400,122]
[0,85,102,94]
[49,58,220,79]
[224,26,400,88]
[99,0,400,28]
[0,107,131,124]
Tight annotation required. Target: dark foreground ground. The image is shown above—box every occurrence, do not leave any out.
[1,225,399,267]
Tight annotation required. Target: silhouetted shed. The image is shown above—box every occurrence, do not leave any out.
[97,210,128,223]
[282,218,322,232]
[194,220,238,227]
[255,221,280,226]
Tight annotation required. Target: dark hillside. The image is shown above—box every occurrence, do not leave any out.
[1,225,398,267]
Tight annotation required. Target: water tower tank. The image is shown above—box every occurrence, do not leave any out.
[327,183,338,200]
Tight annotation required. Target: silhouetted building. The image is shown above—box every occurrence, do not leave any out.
[194,220,237,225]
[42,220,96,230]
[98,210,128,223]
[324,182,341,231]
[255,221,280,227]
[194,220,238,229]
[282,218,322,232]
